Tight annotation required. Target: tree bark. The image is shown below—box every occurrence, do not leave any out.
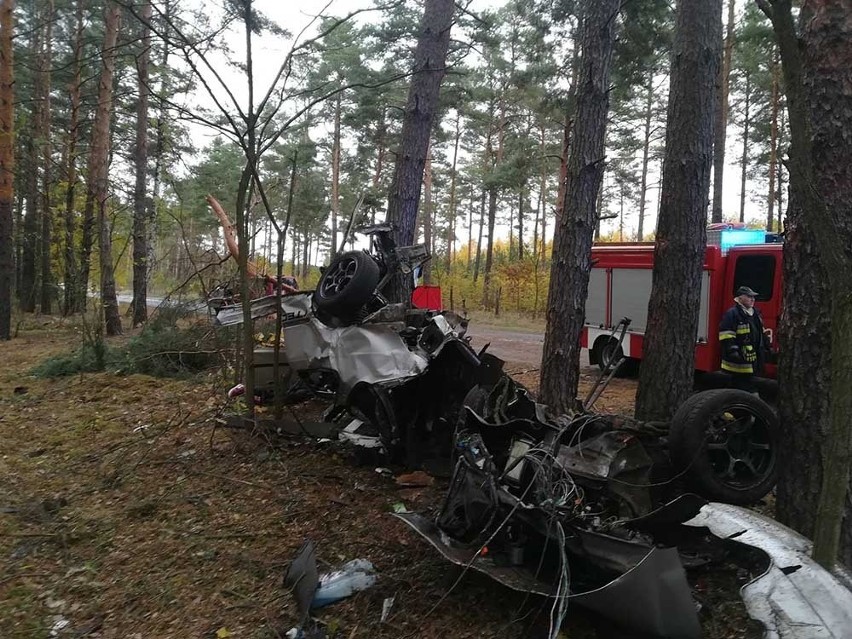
[635,0,722,422]
[517,181,525,260]
[739,71,751,223]
[86,3,122,335]
[63,0,83,315]
[422,148,433,284]
[767,51,780,231]
[131,2,153,327]
[760,0,852,568]
[20,23,41,314]
[385,0,453,304]
[482,99,505,308]
[473,189,485,282]
[331,92,341,254]
[711,0,736,223]
[39,0,54,314]
[539,0,620,414]
[445,112,460,273]
[20,138,38,313]
[638,77,654,240]
[0,0,14,339]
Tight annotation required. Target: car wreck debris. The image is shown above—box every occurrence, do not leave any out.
[283,541,378,637]
[215,221,850,638]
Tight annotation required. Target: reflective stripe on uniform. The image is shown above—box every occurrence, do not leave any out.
[736,323,750,335]
[719,330,736,340]
[722,360,754,374]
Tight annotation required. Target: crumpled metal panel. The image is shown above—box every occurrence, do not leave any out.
[394,512,701,639]
[283,318,429,398]
[214,292,312,326]
[684,502,852,638]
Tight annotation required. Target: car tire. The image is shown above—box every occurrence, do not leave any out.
[313,251,380,322]
[668,389,778,505]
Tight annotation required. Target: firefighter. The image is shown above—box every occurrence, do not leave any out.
[719,286,769,393]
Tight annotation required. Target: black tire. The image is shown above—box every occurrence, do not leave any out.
[669,389,778,505]
[313,251,380,320]
[594,337,638,377]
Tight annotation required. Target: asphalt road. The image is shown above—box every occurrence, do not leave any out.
[465,325,547,368]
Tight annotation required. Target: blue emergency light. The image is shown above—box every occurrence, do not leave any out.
[718,229,766,252]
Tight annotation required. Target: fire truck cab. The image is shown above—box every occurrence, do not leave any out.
[581,227,782,378]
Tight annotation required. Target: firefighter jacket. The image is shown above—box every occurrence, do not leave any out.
[719,303,767,375]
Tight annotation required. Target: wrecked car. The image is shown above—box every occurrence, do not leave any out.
[211,215,852,638]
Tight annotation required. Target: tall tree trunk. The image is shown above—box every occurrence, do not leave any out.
[385,0,454,304]
[517,181,525,260]
[739,72,751,223]
[533,122,546,259]
[131,2,153,327]
[467,191,473,272]
[553,113,572,255]
[14,186,21,296]
[482,99,505,308]
[711,0,736,223]
[638,77,655,240]
[150,0,171,267]
[0,0,14,339]
[445,112,460,273]
[39,0,54,314]
[767,50,781,231]
[422,148,433,284]
[85,3,122,335]
[482,188,498,307]
[302,231,310,280]
[20,23,41,313]
[20,138,38,312]
[635,0,722,422]
[539,0,621,413]
[331,92,341,254]
[63,0,83,315]
[473,189,485,282]
[760,0,852,569]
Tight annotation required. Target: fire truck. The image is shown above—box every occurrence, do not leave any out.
[581,226,783,378]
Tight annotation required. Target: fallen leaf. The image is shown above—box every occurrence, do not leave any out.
[394,470,434,488]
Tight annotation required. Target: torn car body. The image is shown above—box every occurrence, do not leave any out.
[211,216,849,638]
[396,377,850,638]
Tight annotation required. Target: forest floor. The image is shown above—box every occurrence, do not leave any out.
[1,317,764,639]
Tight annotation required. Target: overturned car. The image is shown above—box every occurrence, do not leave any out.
[215,223,852,638]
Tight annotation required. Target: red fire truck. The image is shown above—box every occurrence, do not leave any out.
[580,227,782,378]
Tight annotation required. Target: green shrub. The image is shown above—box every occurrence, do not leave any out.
[34,304,228,379]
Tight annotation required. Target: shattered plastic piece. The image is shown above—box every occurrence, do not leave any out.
[312,559,377,609]
[394,470,434,488]
[283,541,319,622]
[374,467,392,476]
[339,420,384,450]
[685,502,852,638]
[392,502,410,514]
[381,596,395,623]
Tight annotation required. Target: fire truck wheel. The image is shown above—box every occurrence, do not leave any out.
[313,251,380,322]
[594,337,638,377]
[669,389,778,505]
